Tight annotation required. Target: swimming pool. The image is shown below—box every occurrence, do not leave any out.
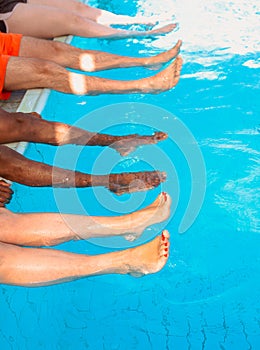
[1,0,260,348]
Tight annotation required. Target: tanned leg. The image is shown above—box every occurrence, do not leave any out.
[0,231,170,287]
[4,55,182,96]
[19,36,182,72]
[6,3,176,39]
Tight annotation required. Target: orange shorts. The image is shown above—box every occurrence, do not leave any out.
[0,32,22,100]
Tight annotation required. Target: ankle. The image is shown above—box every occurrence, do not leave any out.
[143,57,152,67]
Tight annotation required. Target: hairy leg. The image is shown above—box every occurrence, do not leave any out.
[0,231,170,286]
[4,55,182,96]
[19,36,182,72]
[6,3,176,39]
[0,193,171,246]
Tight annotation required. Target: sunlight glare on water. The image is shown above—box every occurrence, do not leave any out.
[1,1,259,349]
[137,0,260,62]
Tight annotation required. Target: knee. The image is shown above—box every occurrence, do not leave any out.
[34,59,57,77]
[69,13,87,31]
[20,58,53,79]
[74,1,90,13]
[0,242,20,285]
[0,209,18,236]
[48,41,66,58]
[0,242,9,278]
[29,59,62,84]
[0,242,6,261]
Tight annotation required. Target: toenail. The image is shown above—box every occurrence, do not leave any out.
[162,234,165,241]
[165,243,168,246]
[165,248,168,252]
[164,254,168,258]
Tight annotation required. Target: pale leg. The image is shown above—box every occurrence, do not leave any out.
[28,0,163,25]
[0,231,170,287]
[6,4,176,39]
[0,193,171,246]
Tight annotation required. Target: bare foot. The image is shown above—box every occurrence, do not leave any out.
[122,230,170,277]
[124,192,171,241]
[147,23,177,36]
[0,180,13,207]
[110,131,168,156]
[143,56,183,93]
[144,40,182,68]
[108,170,167,195]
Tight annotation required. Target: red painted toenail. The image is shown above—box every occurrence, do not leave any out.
[162,234,165,241]
[164,254,168,258]
[165,248,168,252]
[165,243,168,246]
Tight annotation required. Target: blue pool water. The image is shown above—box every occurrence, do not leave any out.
[1,0,259,349]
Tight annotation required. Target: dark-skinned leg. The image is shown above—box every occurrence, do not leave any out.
[0,145,166,194]
[0,108,167,156]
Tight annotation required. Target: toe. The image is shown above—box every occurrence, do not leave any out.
[162,192,168,202]
[154,131,168,141]
[157,192,165,206]
[161,229,170,241]
[160,231,169,253]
